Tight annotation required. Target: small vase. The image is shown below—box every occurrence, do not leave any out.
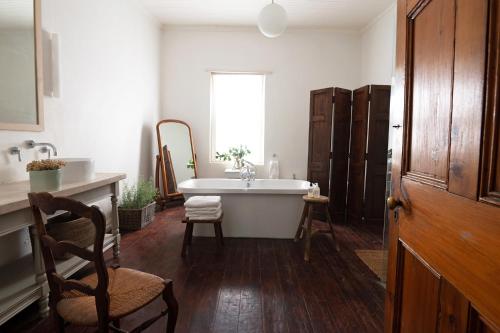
[233,159,242,170]
[29,169,62,192]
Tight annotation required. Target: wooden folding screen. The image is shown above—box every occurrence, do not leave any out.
[347,85,391,224]
[329,88,352,222]
[307,84,390,224]
[347,86,370,223]
[307,88,334,204]
[307,87,351,220]
[363,86,390,223]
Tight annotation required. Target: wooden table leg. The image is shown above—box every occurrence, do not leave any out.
[304,204,314,262]
[294,203,309,242]
[29,226,49,318]
[325,206,340,252]
[111,182,121,258]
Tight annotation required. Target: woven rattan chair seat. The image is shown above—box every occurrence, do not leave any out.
[57,268,164,326]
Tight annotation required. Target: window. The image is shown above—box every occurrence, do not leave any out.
[210,72,266,165]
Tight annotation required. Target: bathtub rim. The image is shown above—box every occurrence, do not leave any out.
[178,178,310,195]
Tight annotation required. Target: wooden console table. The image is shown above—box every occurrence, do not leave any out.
[0,173,126,325]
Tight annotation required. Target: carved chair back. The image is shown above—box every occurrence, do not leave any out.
[28,192,110,322]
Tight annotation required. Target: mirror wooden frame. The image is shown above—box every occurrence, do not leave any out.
[0,0,44,131]
[156,119,198,198]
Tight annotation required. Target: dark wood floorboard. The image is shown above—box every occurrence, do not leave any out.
[1,207,384,333]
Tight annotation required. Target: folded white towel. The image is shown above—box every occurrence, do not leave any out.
[184,196,221,209]
[186,207,222,217]
[186,210,222,221]
[185,204,221,214]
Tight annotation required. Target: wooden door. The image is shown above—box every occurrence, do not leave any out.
[364,85,391,224]
[307,88,334,204]
[347,86,369,223]
[329,87,352,222]
[386,0,500,332]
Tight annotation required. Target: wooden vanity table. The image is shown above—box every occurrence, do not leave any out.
[0,173,126,325]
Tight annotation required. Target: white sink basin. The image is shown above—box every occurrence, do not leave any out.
[60,158,95,184]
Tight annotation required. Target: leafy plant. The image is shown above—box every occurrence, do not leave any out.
[26,159,66,172]
[120,179,158,209]
[215,145,251,162]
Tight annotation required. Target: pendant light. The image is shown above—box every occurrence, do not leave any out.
[257,0,288,38]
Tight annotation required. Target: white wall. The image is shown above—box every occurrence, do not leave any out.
[360,3,397,86]
[0,0,161,265]
[161,27,361,180]
[360,2,397,148]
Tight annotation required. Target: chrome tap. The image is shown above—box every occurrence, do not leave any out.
[8,147,22,162]
[25,140,58,157]
[240,159,256,183]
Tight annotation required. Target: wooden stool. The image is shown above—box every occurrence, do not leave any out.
[294,195,339,261]
[181,214,224,257]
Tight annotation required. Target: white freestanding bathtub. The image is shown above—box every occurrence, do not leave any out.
[178,178,309,238]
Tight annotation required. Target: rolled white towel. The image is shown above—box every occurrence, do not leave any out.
[186,209,222,221]
[185,204,221,214]
[184,196,221,209]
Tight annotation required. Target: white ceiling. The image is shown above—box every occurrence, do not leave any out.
[138,0,395,30]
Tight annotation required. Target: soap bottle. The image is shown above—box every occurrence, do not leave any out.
[268,153,280,179]
[313,183,321,198]
[308,182,314,198]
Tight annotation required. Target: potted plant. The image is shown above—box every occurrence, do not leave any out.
[215,145,251,169]
[26,159,66,192]
[118,179,158,231]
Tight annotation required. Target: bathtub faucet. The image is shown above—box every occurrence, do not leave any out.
[240,160,256,183]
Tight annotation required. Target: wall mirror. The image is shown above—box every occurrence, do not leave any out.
[0,0,44,131]
[156,120,198,197]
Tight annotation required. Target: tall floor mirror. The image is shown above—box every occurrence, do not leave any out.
[156,120,198,202]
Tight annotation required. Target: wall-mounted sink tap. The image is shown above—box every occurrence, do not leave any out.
[39,146,52,159]
[8,147,22,162]
[25,140,58,157]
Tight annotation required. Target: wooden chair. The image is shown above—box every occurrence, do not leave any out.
[294,195,340,261]
[181,214,224,257]
[28,192,178,333]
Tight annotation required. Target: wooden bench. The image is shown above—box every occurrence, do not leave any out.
[181,213,224,257]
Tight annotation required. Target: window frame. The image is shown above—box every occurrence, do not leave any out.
[209,71,267,165]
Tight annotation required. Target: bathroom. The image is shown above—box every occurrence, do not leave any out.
[0,0,393,331]
[3,0,498,332]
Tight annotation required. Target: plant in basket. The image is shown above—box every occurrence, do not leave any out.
[118,179,158,231]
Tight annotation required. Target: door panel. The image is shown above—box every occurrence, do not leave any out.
[347,86,369,223]
[386,0,500,332]
[308,88,334,220]
[405,0,455,187]
[437,280,469,333]
[330,88,352,222]
[449,0,488,199]
[365,85,391,224]
[398,179,500,324]
[481,0,500,206]
[399,247,440,333]
[307,88,333,197]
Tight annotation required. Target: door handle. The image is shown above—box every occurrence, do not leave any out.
[387,196,403,210]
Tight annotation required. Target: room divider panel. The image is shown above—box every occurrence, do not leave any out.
[307,85,390,224]
[308,87,351,221]
[363,85,391,224]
